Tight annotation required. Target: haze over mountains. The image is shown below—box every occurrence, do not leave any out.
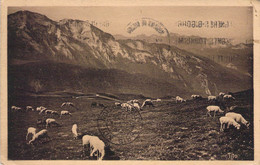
[8,10,252,98]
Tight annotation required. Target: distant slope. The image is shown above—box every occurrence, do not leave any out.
[8,61,190,98]
[8,10,252,97]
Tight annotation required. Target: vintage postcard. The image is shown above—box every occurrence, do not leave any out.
[1,0,259,164]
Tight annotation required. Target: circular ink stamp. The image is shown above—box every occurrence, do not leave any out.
[97,106,143,145]
[126,17,171,49]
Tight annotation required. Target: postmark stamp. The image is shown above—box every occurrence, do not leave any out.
[126,17,171,47]
[97,106,143,145]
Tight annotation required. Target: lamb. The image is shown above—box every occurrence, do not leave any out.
[225,112,250,128]
[28,129,50,144]
[206,105,224,117]
[60,110,72,118]
[219,116,241,132]
[82,135,105,160]
[208,96,217,101]
[45,118,61,128]
[26,106,34,112]
[26,127,37,140]
[72,124,78,139]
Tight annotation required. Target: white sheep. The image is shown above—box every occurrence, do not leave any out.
[156,98,162,102]
[26,127,37,140]
[90,136,105,160]
[219,92,225,96]
[176,96,186,103]
[51,110,59,116]
[121,103,133,111]
[36,106,47,112]
[115,102,121,106]
[206,105,224,117]
[141,99,154,108]
[225,112,250,128]
[208,96,217,101]
[223,94,235,100]
[28,129,50,144]
[191,95,202,99]
[132,102,141,111]
[72,124,78,139]
[45,118,60,128]
[60,110,72,118]
[39,109,47,114]
[11,106,22,112]
[26,106,34,112]
[45,110,53,114]
[219,116,241,132]
[61,102,74,107]
[82,135,105,160]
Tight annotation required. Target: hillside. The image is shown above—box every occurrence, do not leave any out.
[8,10,252,97]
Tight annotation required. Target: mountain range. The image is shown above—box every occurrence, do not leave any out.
[8,10,252,98]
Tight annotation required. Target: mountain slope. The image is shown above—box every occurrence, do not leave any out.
[8,10,252,97]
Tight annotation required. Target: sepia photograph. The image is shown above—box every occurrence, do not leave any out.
[1,0,259,163]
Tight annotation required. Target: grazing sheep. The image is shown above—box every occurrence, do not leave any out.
[82,135,105,160]
[45,118,61,128]
[121,103,133,111]
[115,102,121,106]
[223,94,235,100]
[219,116,240,132]
[11,106,22,112]
[61,102,74,107]
[191,95,202,100]
[90,136,105,160]
[127,99,140,104]
[45,110,53,114]
[28,129,50,144]
[156,98,162,102]
[132,102,141,111]
[219,92,225,96]
[176,96,186,103]
[39,109,47,114]
[60,110,72,118]
[36,106,47,112]
[72,124,78,139]
[26,106,34,112]
[225,112,250,128]
[141,99,154,109]
[206,105,224,117]
[208,96,217,101]
[26,127,37,140]
[51,110,59,116]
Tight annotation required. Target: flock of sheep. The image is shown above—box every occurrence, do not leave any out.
[185,92,249,132]
[10,91,250,160]
[11,102,106,160]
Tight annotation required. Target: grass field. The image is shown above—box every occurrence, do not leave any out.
[8,90,253,160]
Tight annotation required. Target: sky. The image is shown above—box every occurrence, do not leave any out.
[8,6,253,43]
